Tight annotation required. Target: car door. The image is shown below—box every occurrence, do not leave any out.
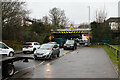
[34,42,40,49]
[1,43,9,55]
[54,45,59,55]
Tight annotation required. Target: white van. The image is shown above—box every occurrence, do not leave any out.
[0,41,14,57]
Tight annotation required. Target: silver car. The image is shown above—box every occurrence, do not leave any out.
[34,43,60,60]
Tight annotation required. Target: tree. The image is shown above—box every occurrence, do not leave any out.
[49,7,68,30]
[42,15,50,25]
[95,9,107,23]
[2,0,29,40]
[78,23,89,28]
[91,21,112,43]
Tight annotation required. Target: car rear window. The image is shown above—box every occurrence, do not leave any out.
[24,43,32,45]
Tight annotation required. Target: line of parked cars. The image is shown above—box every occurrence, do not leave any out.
[22,41,60,60]
[0,39,77,60]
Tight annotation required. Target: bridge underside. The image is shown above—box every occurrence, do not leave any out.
[53,33,87,39]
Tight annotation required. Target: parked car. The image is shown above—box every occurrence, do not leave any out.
[22,42,40,54]
[54,38,66,47]
[48,42,57,44]
[0,41,14,57]
[34,43,60,60]
[63,40,77,50]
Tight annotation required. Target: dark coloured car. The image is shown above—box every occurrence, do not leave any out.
[63,40,77,50]
[55,38,66,48]
[34,43,60,60]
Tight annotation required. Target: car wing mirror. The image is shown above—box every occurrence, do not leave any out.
[38,47,40,49]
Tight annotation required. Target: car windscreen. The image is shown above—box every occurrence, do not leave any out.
[40,44,53,50]
[66,40,74,44]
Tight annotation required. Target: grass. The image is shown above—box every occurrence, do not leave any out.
[103,46,120,75]
[103,46,118,64]
[111,45,120,50]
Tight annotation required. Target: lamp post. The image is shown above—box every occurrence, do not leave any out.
[88,6,90,26]
[88,6,91,45]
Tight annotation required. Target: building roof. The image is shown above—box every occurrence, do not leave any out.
[106,17,120,22]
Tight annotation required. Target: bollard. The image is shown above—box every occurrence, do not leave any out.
[117,50,119,61]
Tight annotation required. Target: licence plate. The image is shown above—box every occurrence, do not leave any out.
[38,55,43,57]
[67,46,70,47]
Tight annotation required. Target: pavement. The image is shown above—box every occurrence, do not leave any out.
[6,47,118,79]
[15,51,22,54]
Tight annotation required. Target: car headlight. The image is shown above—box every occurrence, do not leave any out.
[71,45,74,46]
[44,52,50,55]
[64,44,66,46]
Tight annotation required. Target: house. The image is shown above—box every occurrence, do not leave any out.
[106,17,120,30]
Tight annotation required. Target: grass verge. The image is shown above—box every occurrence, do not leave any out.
[103,46,118,64]
[103,46,119,76]
[111,45,120,50]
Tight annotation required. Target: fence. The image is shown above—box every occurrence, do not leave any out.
[106,44,120,61]
[106,44,120,79]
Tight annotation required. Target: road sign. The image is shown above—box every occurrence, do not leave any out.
[70,24,74,29]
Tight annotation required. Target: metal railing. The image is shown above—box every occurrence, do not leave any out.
[106,44,120,61]
[106,44,120,78]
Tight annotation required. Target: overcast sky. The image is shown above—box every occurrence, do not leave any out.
[25,0,120,24]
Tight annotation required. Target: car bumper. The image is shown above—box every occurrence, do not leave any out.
[22,48,33,52]
[34,54,50,59]
[64,46,74,49]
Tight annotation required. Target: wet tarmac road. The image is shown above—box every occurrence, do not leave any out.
[2,47,118,79]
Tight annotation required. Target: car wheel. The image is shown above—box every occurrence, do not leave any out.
[34,57,37,60]
[64,48,66,50]
[9,52,14,57]
[2,64,15,77]
[34,55,37,60]
[73,47,75,50]
[23,51,26,54]
[75,46,77,49]
[57,53,60,57]
[32,49,36,54]
[49,55,53,60]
